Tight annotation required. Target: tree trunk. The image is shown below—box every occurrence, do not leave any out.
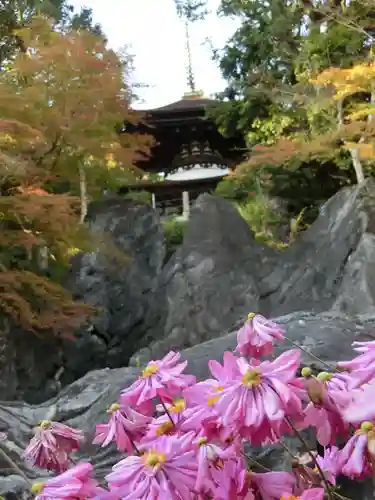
[349,148,365,184]
[338,99,365,184]
[79,164,88,224]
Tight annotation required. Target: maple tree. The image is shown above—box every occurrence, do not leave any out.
[0,16,152,338]
[311,63,375,184]
[212,0,375,213]
[0,16,152,221]
[237,61,375,186]
[0,0,103,68]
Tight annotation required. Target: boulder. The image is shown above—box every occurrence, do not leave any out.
[6,180,375,401]
[131,194,266,363]
[1,311,375,498]
[0,198,165,403]
[61,197,165,385]
[132,181,375,363]
[0,327,62,404]
[261,182,366,316]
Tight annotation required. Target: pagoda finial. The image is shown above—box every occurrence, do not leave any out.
[184,20,196,94]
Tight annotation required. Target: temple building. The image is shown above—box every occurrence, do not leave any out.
[119,20,247,217]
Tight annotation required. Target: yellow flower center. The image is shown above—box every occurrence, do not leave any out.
[108,403,121,413]
[247,312,257,321]
[361,421,374,433]
[207,385,225,406]
[155,421,174,436]
[142,362,159,378]
[241,368,262,387]
[198,437,208,446]
[316,371,333,382]
[31,482,44,494]
[169,398,185,413]
[301,366,312,378]
[142,450,166,468]
[39,420,51,430]
[280,496,299,500]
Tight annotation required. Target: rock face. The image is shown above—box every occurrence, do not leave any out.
[261,182,366,316]
[62,198,165,385]
[1,312,375,499]
[133,195,265,362]
[132,181,375,363]
[0,198,165,402]
[5,180,375,401]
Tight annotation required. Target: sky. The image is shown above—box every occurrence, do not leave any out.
[69,0,239,109]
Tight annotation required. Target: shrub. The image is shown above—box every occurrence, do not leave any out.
[235,195,288,248]
[162,218,187,248]
[123,190,152,205]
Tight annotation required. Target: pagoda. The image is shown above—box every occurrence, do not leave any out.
[119,20,246,217]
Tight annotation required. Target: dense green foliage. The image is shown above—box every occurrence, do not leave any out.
[203,0,375,219]
[162,218,187,257]
[0,0,103,69]
[235,195,288,249]
[0,14,150,338]
[123,190,153,204]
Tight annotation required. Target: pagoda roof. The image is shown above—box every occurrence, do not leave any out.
[119,173,227,194]
[144,94,216,115]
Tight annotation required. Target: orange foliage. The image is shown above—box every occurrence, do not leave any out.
[0,16,154,338]
[0,270,93,339]
[0,16,153,188]
[237,120,373,176]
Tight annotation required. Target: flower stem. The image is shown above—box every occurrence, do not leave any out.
[159,397,175,427]
[248,456,272,472]
[285,417,334,500]
[278,439,297,460]
[332,492,352,500]
[0,446,31,486]
[130,437,140,455]
[284,335,336,371]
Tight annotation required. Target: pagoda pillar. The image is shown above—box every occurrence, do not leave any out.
[182,190,190,219]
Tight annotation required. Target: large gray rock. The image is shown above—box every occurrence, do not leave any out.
[6,181,375,402]
[0,198,165,403]
[0,326,64,404]
[61,198,165,385]
[131,195,266,362]
[1,312,374,498]
[261,183,366,316]
[332,233,375,315]
[133,181,375,363]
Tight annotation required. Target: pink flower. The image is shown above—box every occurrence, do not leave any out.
[338,421,375,478]
[343,380,375,423]
[281,489,325,500]
[212,350,302,444]
[182,380,227,440]
[106,434,198,499]
[301,372,351,446]
[250,471,295,500]
[31,462,102,499]
[140,399,188,446]
[24,420,84,473]
[211,458,253,499]
[93,402,150,453]
[303,404,347,447]
[194,436,237,494]
[236,313,284,358]
[120,351,196,409]
[337,340,375,385]
[315,446,341,485]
